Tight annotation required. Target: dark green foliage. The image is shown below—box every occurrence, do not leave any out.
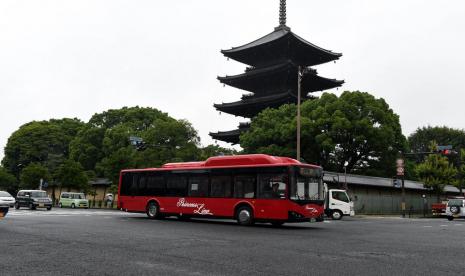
[416,153,457,201]
[454,149,465,194]
[0,167,17,193]
[199,145,239,160]
[2,118,84,178]
[241,91,407,176]
[19,163,50,189]
[70,106,202,184]
[54,160,89,191]
[408,126,465,154]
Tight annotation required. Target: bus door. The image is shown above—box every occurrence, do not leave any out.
[256,173,288,219]
[165,172,188,214]
[120,172,139,210]
[208,174,234,217]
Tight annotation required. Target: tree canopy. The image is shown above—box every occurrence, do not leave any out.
[54,160,89,192]
[0,167,16,193]
[241,91,407,176]
[1,106,236,193]
[2,118,84,178]
[408,126,465,154]
[19,163,50,190]
[416,152,457,201]
[70,106,203,184]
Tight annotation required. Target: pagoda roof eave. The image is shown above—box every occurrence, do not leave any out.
[209,130,242,144]
[221,27,342,66]
[217,61,317,81]
[213,92,313,117]
[217,61,344,94]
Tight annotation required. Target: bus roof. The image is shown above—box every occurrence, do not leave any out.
[121,154,322,172]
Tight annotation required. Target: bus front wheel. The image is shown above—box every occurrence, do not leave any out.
[236,206,254,226]
[146,201,161,219]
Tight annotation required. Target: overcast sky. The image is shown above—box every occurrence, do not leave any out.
[1,0,465,161]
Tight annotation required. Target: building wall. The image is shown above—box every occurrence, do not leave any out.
[45,186,118,204]
[349,186,432,215]
[329,184,456,215]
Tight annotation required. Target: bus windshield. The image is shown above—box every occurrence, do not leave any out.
[290,167,323,201]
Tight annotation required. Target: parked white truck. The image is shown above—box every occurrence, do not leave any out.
[324,184,355,220]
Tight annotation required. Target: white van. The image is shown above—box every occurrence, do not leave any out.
[446,198,464,221]
[324,185,355,220]
[59,192,89,209]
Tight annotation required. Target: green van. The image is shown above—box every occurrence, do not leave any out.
[59,192,89,209]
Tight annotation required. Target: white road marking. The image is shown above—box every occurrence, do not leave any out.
[454,224,463,226]
[440,225,448,227]
[423,226,432,228]
[7,209,134,217]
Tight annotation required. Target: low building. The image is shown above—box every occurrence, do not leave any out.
[46,178,116,206]
[324,172,461,215]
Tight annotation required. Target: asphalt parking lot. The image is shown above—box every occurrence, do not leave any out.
[1,209,464,276]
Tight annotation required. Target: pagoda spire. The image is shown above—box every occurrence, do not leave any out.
[279,0,286,26]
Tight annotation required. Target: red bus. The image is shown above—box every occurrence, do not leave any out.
[118,154,325,226]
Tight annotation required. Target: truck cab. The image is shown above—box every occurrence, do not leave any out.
[324,186,355,220]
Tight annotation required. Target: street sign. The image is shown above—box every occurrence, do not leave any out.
[437,145,453,151]
[396,167,404,176]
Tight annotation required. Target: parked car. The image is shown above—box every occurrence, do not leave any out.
[446,198,465,221]
[0,191,16,208]
[15,190,52,210]
[59,192,89,209]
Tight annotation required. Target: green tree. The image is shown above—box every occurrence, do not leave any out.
[19,163,50,189]
[416,151,457,202]
[199,145,238,160]
[71,107,202,184]
[0,167,17,193]
[454,149,465,196]
[408,126,465,154]
[2,118,84,178]
[69,126,105,171]
[54,160,89,192]
[241,91,406,176]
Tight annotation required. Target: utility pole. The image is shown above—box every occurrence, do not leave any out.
[296,66,302,161]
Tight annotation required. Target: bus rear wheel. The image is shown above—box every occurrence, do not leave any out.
[146,201,161,219]
[236,206,254,226]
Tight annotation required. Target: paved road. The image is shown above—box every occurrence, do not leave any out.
[1,209,464,276]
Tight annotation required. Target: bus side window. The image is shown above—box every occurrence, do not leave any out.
[234,175,256,199]
[129,174,139,196]
[146,172,165,196]
[210,175,231,198]
[188,176,209,197]
[138,173,148,196]
[166,175,187,197]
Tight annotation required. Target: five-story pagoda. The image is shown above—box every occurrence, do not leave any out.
[210,0,343,144]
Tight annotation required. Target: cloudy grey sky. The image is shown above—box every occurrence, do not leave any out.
[1,0,464,160]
